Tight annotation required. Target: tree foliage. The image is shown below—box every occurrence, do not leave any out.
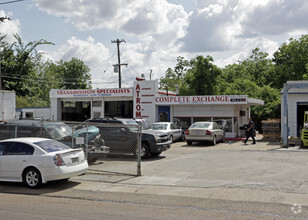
[1,34,54,96]
[53,58,91,89]
[273,35,308,88]
[0,34,92,107]
[161,34,308,132]
[160,55,221,95]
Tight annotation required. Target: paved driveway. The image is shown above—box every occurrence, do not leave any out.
[74,138,308,206]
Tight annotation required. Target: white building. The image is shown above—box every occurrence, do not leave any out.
[50,80,264,138]
[281,81,308,141]
[16,107,51,120]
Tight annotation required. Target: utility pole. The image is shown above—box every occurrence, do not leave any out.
[111,39,127,88]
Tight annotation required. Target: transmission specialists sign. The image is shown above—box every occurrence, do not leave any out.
[155,95,247,105]
[51,88,133,98]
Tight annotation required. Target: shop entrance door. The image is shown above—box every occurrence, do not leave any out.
[158,106,170,122]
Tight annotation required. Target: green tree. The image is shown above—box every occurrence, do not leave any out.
[251,86,281,132]
[1,34,54,96]
[159,56,189,91]
[181,55,221,95]
[273,35,308,88]
[56,58,92,89]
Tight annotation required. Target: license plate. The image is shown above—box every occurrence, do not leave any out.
[194,131,201,134]
[71,157,79,163]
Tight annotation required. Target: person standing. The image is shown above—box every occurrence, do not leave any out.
[243,117,256,144]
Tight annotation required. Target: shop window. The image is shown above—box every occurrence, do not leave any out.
[240,110,246,116]
[159,112,168,122]
[82,102,90,108]
[173,117,191,130]
[25,112,34,118]
[105,101,133,118]
[213,117,232,132]
[63,101,76,108]
[193,117,211,123]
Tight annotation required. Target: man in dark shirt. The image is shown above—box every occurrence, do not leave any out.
[243,118,256,144]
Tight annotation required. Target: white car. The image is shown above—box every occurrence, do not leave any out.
[0,137,88,188]
[151,122,184,142]
[185,122,225,146]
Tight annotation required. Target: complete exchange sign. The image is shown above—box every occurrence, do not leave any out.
[155,95,248,105]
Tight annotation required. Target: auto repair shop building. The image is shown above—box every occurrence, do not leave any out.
[50,80,264,138]
[281,81,308,140]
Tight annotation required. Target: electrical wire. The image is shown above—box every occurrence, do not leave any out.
[89,49,116,70]
[0,0,24,5]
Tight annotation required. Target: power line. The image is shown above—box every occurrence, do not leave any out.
[89,49,116,70]
[0,0,24,5]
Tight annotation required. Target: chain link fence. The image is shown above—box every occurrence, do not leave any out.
[0,119,142,176]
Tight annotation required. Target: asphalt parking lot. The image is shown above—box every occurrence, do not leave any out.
[72,136,308,207]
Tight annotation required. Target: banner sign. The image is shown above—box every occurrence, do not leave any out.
[155,95,247,104]
[51,88,133,98]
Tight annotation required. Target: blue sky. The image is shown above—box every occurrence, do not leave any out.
[1,0,308,88]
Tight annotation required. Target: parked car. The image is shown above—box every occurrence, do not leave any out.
[185,121,225,145]
[0,119,109,161]
[151,122,185,142]
[0,137,88,188]
[86,118,171,158]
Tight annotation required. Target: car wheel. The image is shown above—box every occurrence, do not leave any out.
[187,140,192,145]
[212,136,217,146]
[136,143,150,159]
[23,167,42,189]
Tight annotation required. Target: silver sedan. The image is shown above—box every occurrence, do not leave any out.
[185,122,225,146]
[151,122,185,143]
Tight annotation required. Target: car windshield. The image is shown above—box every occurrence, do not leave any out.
[34,139,71,152]
[190,123,211,129]
[152,124,167,130]
[141,121,151,129]
[45,125,72,140]
[122,120,139,132]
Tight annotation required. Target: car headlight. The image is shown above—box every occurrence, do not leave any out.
[153,135,162,142]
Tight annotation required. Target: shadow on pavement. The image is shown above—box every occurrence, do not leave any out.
[0,178,81,195]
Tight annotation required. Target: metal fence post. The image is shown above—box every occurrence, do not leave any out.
[72,126,74,148]
[40,119,43,137]
[85,124,89,160]
[137,123,142,176]
[14,125,17,138]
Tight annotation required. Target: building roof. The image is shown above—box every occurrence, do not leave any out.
[280,81,308,94]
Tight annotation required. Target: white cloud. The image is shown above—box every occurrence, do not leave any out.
[52,36,111,65]
[237,0,308,37]
[0,10,21,43]
[179,0,308,55]
[33,0,188,38]
[5,0,308,88]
